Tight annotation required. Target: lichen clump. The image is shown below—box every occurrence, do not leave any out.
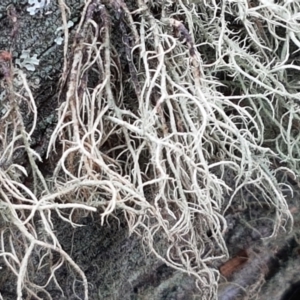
[0,0,299,299]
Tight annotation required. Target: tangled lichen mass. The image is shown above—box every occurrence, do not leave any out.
[0,0,299,299]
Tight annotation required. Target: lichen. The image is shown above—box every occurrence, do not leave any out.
[15,50,40,71]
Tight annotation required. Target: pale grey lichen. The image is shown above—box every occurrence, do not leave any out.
[27,0,50,15]
[54,20,74,45]
[15,50,40,71]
